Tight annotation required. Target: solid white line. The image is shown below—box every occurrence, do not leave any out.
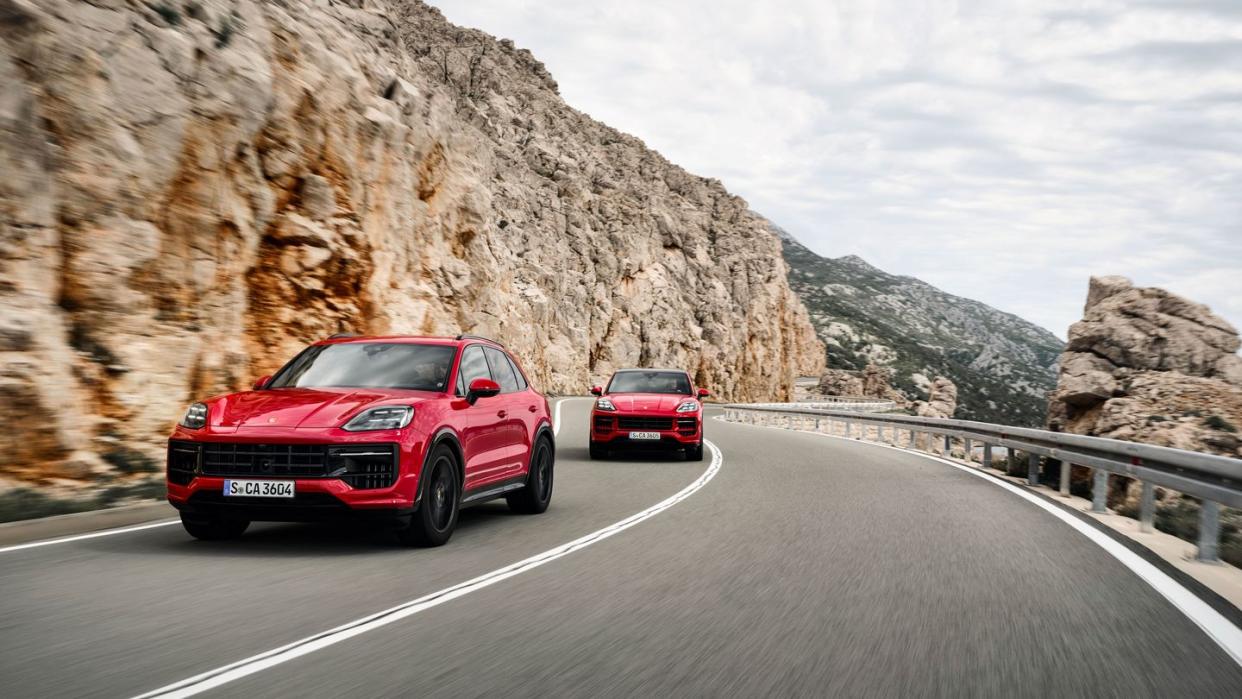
[132,438,724,698]
[0,519,179,554]
[721,415,1242,666]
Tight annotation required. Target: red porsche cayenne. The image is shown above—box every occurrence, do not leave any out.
[589,369,709,461]
[166,335,554,547]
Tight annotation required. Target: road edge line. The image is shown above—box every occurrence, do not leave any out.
[718,416,1242,666]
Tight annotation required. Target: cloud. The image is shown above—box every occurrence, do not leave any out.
[436,0,1242,338]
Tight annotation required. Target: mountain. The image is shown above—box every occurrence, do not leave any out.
[0,0,821,486]
[776,227,1064,426]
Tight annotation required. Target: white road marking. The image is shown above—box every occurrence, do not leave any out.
[721,415,1242,667]
[0,519,179,554]
[132,438,724,698]
[3,396,586,555]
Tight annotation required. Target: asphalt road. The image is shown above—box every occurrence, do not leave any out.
[2,399,1240,697]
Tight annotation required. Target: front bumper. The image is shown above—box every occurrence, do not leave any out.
[165,428,425,521]
[590,411,701,447]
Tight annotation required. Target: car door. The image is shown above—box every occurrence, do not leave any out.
[455,345,506,490]
[482,346,527,481]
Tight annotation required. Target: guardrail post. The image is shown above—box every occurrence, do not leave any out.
[1197,500,1221,563]
[1059,462,1071,496]
[963,438,973,463]
[845,421,852,438]
[1027,453,1039,486]
[982,443,992,469]
[943,434,951,456]
[1092,470,1108,513]
[1139,482,1155,533]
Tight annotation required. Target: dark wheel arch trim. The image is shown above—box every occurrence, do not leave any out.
[535,422,555,453]
[417,428,465,508]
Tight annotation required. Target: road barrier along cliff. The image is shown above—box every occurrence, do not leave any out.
[723,404,1242,563]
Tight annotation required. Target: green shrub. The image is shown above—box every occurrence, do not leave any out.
[1204,415,1238,433]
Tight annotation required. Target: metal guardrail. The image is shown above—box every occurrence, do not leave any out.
[723,404,1242,562]
[756,397,897,413]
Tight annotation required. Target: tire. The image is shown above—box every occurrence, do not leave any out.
[180,512,249,541]
[507,436,554,514]
[686,442,704,461]
[397,444,460,547]
[589,441,606,460]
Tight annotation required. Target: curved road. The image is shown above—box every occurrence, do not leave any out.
[2,399,1240,697]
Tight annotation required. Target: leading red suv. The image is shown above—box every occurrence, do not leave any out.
[166,335,554,547]
[589,369,709,461]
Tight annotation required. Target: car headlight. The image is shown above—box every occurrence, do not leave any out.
[596,398,617,411]
[342,406,414,431]
[676,400,699,413]
[180,402,208,429]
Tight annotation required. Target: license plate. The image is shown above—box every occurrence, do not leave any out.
[628,431,661,440]
[223,479,295,498]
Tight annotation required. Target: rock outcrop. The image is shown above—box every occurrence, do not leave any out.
[1048,276,1242,458]
[0,0,822,487]
[913,377,958,419]
[814,364,908,407]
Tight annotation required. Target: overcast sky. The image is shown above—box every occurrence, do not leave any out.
[438,0,1242,338]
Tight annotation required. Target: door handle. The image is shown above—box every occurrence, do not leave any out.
[497,410,507,418]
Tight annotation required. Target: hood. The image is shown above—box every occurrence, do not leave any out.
[207,388,430,429]
[606,393,693,412]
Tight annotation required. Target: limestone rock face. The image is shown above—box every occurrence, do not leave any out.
[1048,276,1242,459]
[913,376,958,419]
[815,364,908,407]
[816,369,863,396]
[0,0,822,486]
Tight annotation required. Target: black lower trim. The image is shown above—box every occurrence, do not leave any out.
[171,492,413,523]
[461,476,527,505]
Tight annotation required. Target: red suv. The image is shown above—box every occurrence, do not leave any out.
[589,369,709,461]
[166,335,554,547]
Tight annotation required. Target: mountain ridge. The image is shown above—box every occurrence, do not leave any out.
[774,225,1064,426]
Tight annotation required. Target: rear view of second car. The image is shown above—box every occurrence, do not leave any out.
[589,369,709,461]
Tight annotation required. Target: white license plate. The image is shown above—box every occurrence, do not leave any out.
[628,431,661,440]
[223,479,295,498]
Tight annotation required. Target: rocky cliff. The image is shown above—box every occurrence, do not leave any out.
[778,228,1063,426]
[1048,276,1242,457]
[0,0,822,487]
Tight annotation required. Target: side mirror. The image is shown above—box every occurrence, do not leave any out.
[467,377,501,404]
[253,375,272,390]
[697,388,710,398]
[590,386,603,396]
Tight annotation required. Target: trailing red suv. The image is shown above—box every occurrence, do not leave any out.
[166,335,554,547]
[589,369,709,461]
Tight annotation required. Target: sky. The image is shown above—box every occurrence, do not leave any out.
[437,0,1242,338]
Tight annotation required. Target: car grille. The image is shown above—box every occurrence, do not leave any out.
[169,441,399,490]
[677,418,698,435]
[593,415,614,431]
[617,416,674,431]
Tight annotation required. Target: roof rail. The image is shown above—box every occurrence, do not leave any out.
[455,333,504,347]
[328,333,357,339]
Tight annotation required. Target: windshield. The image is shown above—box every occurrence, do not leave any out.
[268,343,457,391]
[607,371,692,395]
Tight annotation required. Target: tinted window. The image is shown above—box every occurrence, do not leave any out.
[507,353,528,390]
[484,347,520,393]
[607,371,692,395]
[458,346,491,393]
[269,343,456,391]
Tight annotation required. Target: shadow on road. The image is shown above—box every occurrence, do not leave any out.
[83,501,523,558]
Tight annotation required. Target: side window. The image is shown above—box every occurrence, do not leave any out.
[484,347,519,394]
[506,353,528,391]
[458,346,491,394]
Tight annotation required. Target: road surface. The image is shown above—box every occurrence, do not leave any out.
[2,399,1240,697]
